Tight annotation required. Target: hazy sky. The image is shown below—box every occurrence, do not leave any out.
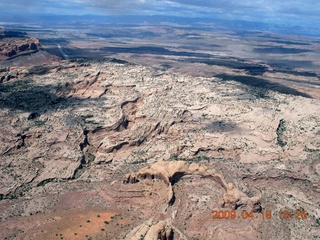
[1,0,319,26]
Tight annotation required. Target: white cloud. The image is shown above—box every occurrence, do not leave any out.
[1,0,319,26]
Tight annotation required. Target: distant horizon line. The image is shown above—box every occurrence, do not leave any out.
[1,13,319,37]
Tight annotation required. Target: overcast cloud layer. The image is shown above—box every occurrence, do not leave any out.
[1,0,319,27]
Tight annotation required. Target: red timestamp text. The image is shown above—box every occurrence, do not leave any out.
[212,209,308,220]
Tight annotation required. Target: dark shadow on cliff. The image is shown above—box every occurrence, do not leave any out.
[215,74,312,98]
[0,79,102,117]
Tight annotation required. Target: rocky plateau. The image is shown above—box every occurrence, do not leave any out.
[0,34,319,240]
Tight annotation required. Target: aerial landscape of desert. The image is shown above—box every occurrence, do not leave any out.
[0,1,320,240]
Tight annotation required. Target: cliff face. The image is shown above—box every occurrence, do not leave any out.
[0,30,60,67]
[0,35,42,60]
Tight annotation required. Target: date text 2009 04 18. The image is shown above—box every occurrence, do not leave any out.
[212,209,308,220]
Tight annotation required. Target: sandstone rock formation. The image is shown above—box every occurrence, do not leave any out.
[125,218,174,240]
[0,30,60,68]
[123,160,261,211]
[0,36,42,60]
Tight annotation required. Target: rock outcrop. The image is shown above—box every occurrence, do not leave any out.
[0,36,42,60]
[125,219,174,240]
[124,160,261,211]
[0,30,59,68]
